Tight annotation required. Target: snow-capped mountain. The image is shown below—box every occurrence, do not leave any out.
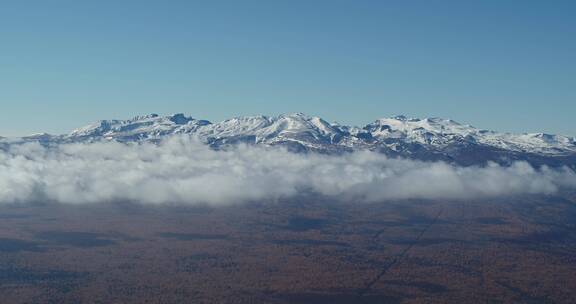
[363,115,576,155]
[5,113,576,167]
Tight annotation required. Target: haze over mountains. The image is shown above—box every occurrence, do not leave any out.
[6,113,576,167]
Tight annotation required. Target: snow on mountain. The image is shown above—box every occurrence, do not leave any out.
[196,113,346,150]
[6,113,576,166]
[363,115,576,155]
[67,114,210,142]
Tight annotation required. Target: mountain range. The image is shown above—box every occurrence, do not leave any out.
[4,113,576,167]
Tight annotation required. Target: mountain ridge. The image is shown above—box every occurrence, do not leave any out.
[3,113,576,167]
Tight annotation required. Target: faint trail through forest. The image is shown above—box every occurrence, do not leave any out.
[357,209,444,297]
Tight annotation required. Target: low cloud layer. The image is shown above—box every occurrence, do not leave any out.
[0,137,575,205]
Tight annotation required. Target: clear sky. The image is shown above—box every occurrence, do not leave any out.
[0,1,574,137]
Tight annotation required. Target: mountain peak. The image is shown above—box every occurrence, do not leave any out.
[391,115,409,121]
[280,112,311,119]
[168,113,194,125]
[132,114,159,121]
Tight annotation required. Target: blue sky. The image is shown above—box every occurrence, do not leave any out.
[0,1,574,136]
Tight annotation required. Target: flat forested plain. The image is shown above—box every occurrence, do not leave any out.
[0,193,575,303]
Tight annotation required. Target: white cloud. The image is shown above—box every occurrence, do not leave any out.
[0,136,575,205]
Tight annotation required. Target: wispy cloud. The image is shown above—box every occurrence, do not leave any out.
[1,136,575,205]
